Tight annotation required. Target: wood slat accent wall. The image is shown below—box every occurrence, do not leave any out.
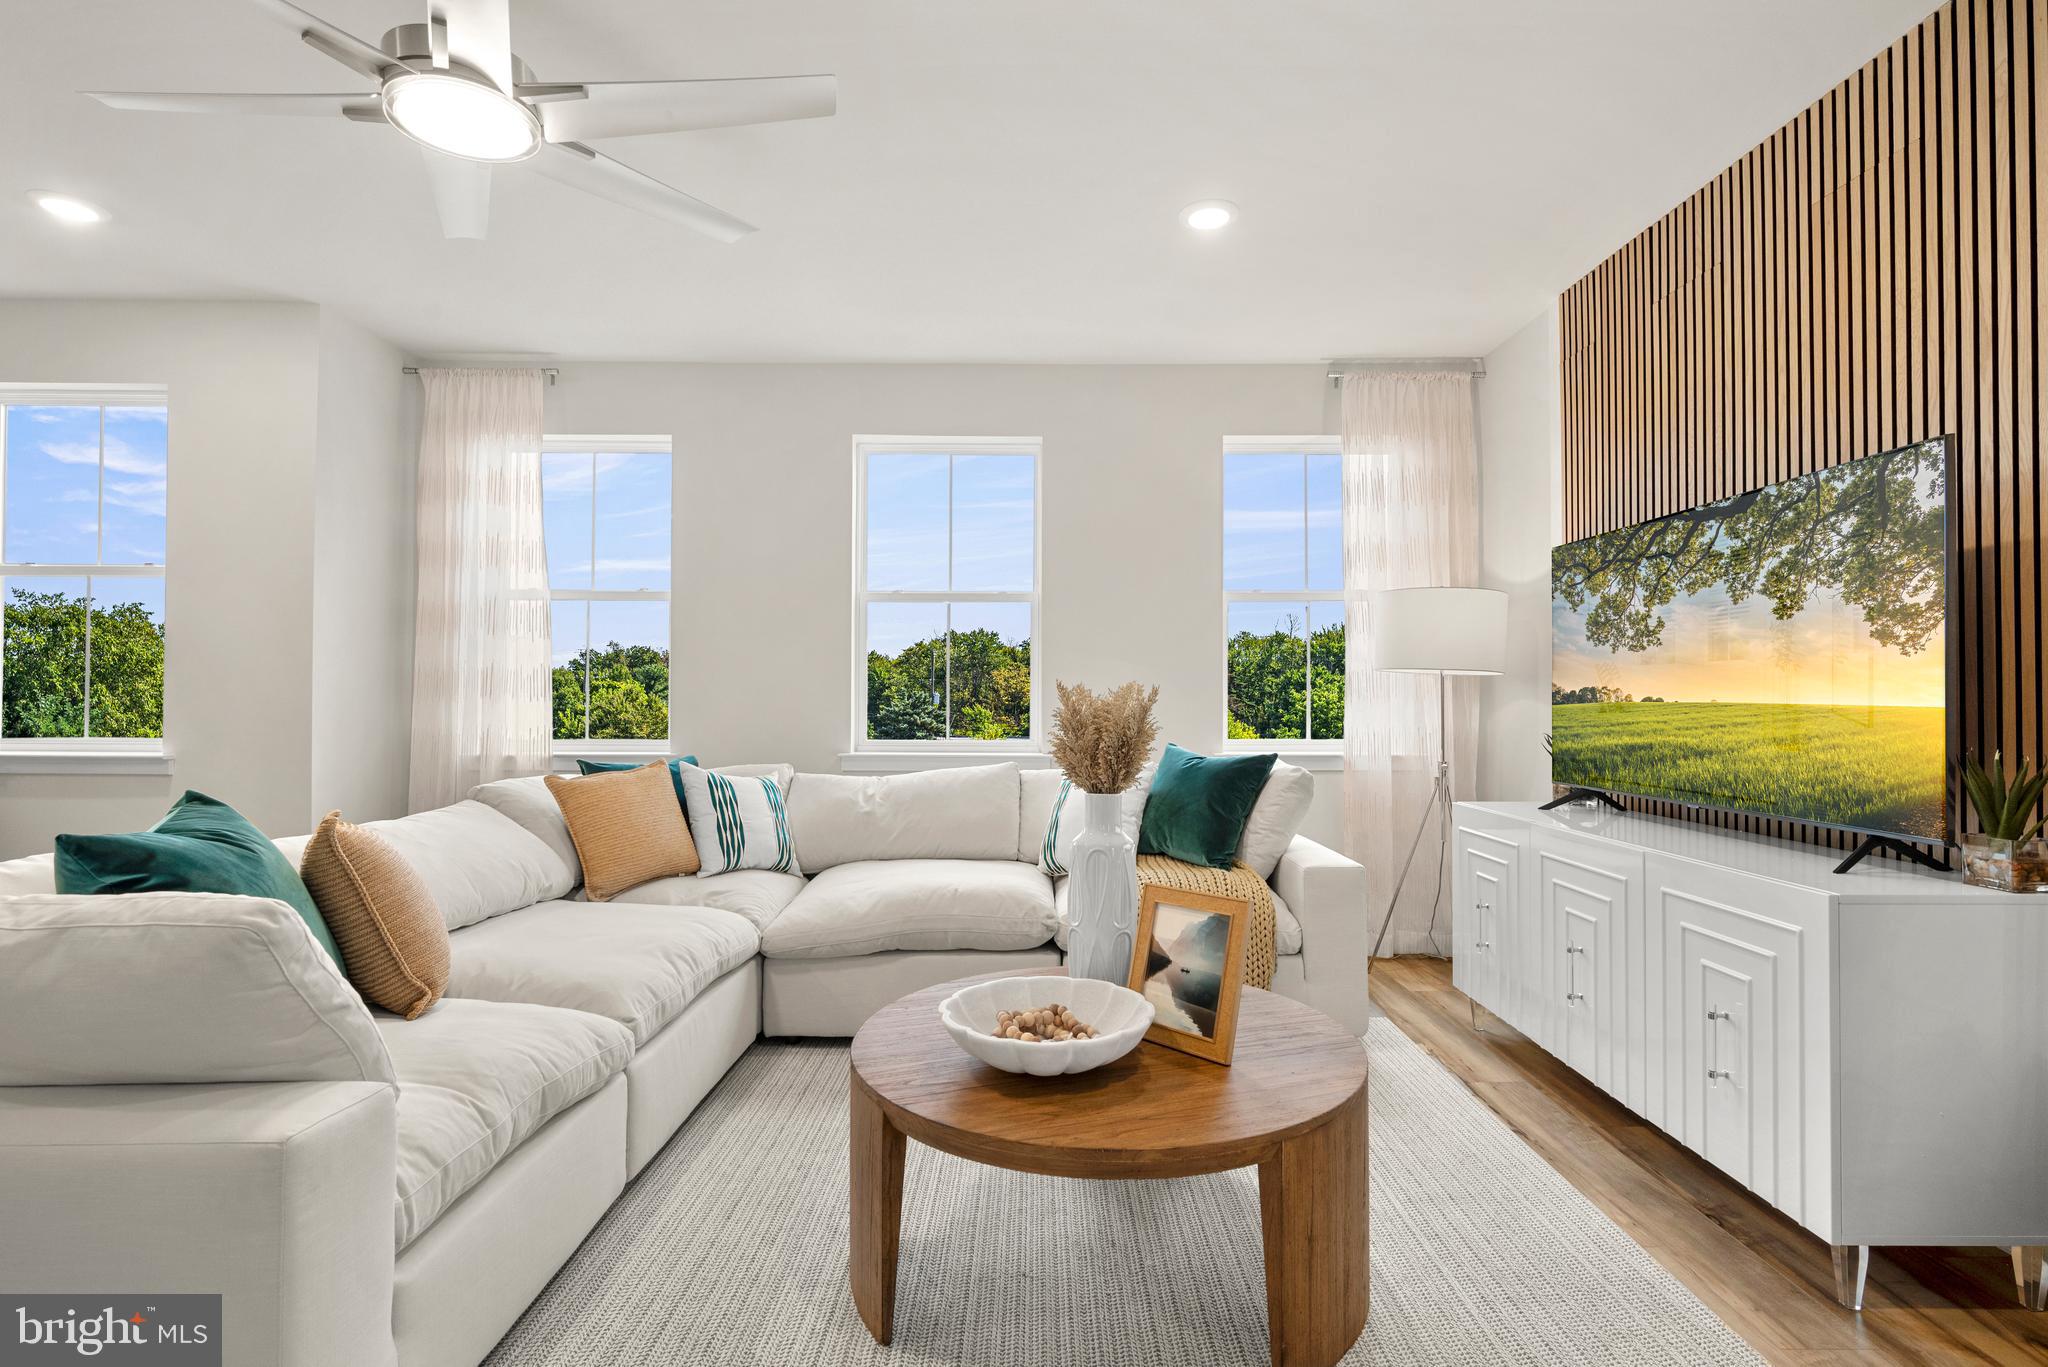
[1558,0,2044,857]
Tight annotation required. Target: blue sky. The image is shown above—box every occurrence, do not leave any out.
[542,451,671,593]
[4,404,168,569]
[864,451,1034,656]
[543,450,671,668]
[1225,451,1340,592]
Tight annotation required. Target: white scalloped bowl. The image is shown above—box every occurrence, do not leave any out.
[939,976,1155,1077]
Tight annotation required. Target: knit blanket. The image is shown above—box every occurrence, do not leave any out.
[1134,854,1277,990]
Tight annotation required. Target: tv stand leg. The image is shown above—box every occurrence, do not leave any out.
[1833,835,1952,876]
[1538,788,1626,813]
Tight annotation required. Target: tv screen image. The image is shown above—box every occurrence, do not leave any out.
[1550,438,1951,843]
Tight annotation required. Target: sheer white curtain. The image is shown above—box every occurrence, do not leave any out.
[1341,371,1481,957]
[407,367,551,811]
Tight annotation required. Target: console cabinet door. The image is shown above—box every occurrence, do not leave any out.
[1451,823,1523,1027]
[1651,857,1832,1232]
[1532,833,1644,1109]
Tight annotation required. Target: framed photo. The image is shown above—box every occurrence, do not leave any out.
[1126,885,1249,1065]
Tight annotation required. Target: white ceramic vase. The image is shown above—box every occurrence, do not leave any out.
[1066,790,1140,984]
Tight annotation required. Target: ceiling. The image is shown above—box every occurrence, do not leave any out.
[3,0,1939,362]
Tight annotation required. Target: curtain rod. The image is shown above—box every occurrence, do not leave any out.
[1326,358,1486,383]
[403,366,559,385]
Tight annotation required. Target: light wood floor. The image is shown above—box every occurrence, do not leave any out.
[1369,956,2048,1366]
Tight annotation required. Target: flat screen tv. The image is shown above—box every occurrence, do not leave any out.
[1550,437,1954,847]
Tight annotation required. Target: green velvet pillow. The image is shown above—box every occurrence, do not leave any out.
[54,790,340,964]
[576,756,699,812]
[1137,743,1278,869]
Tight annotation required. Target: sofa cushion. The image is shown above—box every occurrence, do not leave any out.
[0,892,393,1086]
[1052,877,1304,956]
[1138,745,1276,868]
[1237,760,1315,881]
[469,775,580,881]
[0,852,56,895]
[443,899,757,1044]
[594,868,806,935]
[789,764,1021,872]
[545,764,700,898]
[378,997,632,1248]
[300,811,450,1020]
[762,859,1055,959]
[365,801,575,931]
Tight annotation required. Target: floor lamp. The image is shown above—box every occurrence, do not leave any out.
[1366,586,1508,960]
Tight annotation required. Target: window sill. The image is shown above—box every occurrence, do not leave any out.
[1222,748,1344,772]
[0,747,173,775]
[840,750,1056,774]
[551,746,672,774]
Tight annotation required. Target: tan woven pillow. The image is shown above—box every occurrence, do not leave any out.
[299,811,449,1020]
[544,762,700,900]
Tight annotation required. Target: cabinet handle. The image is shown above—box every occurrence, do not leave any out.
[1564,943,1585,1003]
[1706,1006,1733,1085]
[1475,900,1492,950]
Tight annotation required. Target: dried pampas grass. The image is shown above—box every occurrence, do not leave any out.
[1048,680,1159,794]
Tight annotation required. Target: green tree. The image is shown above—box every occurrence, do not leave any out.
[553,640,669,741]
[2,588,163,739]
[866,630,1031,740]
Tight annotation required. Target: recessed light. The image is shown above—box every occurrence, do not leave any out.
[1182,200,1236,232]
[32,192,105,226]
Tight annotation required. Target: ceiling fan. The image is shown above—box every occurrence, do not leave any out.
[85,0,835,241]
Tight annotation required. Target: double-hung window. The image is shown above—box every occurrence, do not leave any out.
[1223,438,1344,749]
[541,436,672,757]
[855,437,1040,749]
[1,386,169,761]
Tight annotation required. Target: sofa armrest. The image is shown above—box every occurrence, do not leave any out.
[0,1079,398,1367]
[1273,834,1371,1034]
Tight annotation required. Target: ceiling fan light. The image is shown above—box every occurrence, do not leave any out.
[383,70,540,163]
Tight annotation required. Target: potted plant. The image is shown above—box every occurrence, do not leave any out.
[1957,752,2048,892]
[1048,680,1159,983]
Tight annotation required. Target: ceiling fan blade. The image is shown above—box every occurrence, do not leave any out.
[247,0,394,82]
[432,0,513,92]
[86,91,380,117]
[421,148,490,239]
[530,142,754,242]
[525,74,837,143]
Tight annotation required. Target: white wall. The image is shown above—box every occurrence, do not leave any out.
[532,362,1349,847]
[0,301,323,854]
[0,300,414,858]
[310,313,414,824]
[1474,305,1562,801]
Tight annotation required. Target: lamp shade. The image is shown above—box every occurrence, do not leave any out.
[1370,586,1507,675]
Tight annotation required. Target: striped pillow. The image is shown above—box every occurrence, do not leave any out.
[675,763,802,878]
[1036,765,1155,876]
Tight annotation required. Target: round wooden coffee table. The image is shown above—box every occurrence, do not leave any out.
[849,968,1369,1367]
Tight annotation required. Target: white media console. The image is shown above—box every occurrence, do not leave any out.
[1450,801,2047,1311]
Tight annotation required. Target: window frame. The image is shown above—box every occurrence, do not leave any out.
[0,383,171,769]
[851,435,1043,754]
[542,433,674,763]
[1220,435,1344,756]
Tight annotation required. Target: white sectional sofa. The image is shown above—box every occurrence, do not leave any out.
[0,761,1368,1367]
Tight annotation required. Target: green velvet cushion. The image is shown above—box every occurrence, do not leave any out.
[54,790,340,964]
[576,756,699,811]
[1137,743,1278,869]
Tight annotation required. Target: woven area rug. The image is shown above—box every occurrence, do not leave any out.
[487,1021,1767,1366]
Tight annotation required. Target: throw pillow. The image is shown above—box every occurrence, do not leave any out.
[299,811,450,1020]
[1236,759,1316,880]
[545,763,701,900]
[1137,744,1277,868]
[575,755,700,811]
[674,762,802,877]
[54,790,340,964]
